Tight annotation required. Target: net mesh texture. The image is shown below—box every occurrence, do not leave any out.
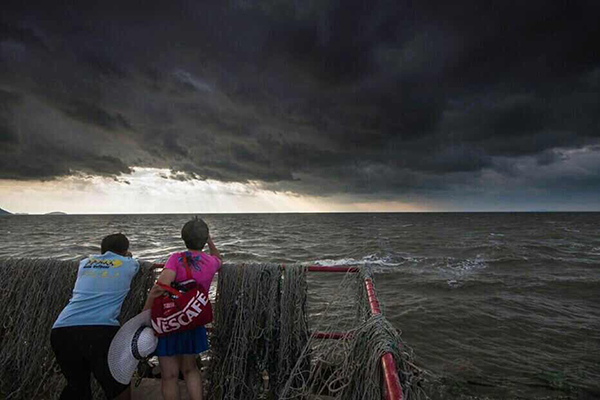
[0,258,426,400]
[208,264,426,400]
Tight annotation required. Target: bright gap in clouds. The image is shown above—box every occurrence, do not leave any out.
[0,168,423,214]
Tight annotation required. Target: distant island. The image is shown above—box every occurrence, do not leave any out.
[0,209,68,215]
[0,207,12,216]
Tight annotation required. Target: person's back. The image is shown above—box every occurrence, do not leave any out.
[54,251,139,328]
[143,217,222,400]
[51,233,139,400]
[165,250,220,291]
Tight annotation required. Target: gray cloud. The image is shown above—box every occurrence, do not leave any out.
[1,0,599,205]
[0,89,22,147]
[58,100,134,132]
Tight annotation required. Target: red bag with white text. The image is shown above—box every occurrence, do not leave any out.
[150,252,213,337]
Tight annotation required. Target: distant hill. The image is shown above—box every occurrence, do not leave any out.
[46,211,67,215]
[0,207,12,215]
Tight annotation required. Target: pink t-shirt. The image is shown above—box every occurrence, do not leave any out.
[164,251,222,291]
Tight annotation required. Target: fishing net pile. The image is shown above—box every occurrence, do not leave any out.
[0,258,425,400]
[208,264,427,400]
[0,258,156,400]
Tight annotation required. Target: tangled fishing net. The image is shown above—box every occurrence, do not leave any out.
[1,258,426,400]
[0,258,155,400]
[208,264,427,400]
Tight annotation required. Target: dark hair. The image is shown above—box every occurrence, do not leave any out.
[181,218,209,250]
[101,233,130,255]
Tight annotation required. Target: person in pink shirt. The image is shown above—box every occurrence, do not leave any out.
[144,217,221,400]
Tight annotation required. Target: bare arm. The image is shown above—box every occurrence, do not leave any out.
[142,268,176,311]
[207,235,222,261]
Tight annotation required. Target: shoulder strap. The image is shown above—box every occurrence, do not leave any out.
[156,282,181,297]
[181,252,194,280]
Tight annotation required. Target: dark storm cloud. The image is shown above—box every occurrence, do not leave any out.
[0,89,22,147]
[1,0,599,202]
[58,100,134,132]
[0,141,132,180]
[0,20,48,50]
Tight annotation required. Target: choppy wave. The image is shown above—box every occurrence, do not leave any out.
[310,253,403,268]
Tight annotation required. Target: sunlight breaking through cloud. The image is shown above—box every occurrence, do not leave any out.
[0,168,424,214]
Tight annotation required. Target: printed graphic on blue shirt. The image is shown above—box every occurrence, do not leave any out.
[80,257,126,279]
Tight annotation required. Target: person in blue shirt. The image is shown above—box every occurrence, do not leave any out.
[51,233,140,400]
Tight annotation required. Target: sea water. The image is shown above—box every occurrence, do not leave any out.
[1,212,599,398]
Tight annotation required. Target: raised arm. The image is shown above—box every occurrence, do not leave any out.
[207,234,222,261]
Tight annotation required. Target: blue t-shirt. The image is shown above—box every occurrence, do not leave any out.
[53,252,140,328]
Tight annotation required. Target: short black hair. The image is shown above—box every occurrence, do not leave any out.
[101,233,130,255]
[181,218,209,250]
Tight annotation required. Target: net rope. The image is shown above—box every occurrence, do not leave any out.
[208,264,427,400]
[0,258,426,399]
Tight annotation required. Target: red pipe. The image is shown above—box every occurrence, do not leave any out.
[364,278,403,400]
[206,327,350,340]
[364,278,382,314]
[311,331,353,339]
[306,265,358,273]
[152,263,358,273]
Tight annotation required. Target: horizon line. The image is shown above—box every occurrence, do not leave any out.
[3,210,600,216]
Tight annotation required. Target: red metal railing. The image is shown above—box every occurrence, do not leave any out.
[310,331,353,339]
[151,262,402,400]
[364,278,403,400]
[307,267,403,400]
[305,265,359,273]
[151,264,359,272]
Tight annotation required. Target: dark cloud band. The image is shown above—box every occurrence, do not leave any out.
[1,0,599,201]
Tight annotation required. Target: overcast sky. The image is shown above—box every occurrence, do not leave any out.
[1,0,599,213]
